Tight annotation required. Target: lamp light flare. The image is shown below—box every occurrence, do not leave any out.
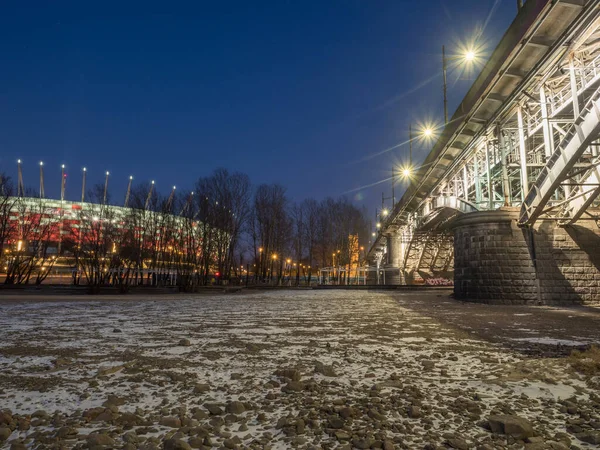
[83,167,87,172]
[382,209,389,217]
[424,128,433,137]
[129,175,133,180]
[40,161,43,166]
[403,168,411,177]
[17,159,21,164]
[465,50,476,61]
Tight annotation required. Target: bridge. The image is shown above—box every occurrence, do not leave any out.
[368,0,600,304]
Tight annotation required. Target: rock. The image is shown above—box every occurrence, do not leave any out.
[31,410,48,420]
[203,403,223,415]
[282,381,304,392]
[383,439,395,450]
[225,401,245,414]
[113,328,122,333]
[104,394,126,406]
[245,343,262,353]
[160,416,182,428]
[352,438,374,449]
[314,361,337,377]
[275,368,301,381]
[164,438,193,450]
[223,437,242,448]
[446,437,469,449]
[488,415,534,439]
[328,416,344,429]
[9,441,27,450]
[87,433,116,446]
[408,405,422,418]
[56,426,78,438]
[335,431,351,441]
[115,412,143,427]
[192,410,208,420]
[422,360,435,370]
[179,338,191,346]
[576,431,600,445]
[193,383,210,394]
[188,436,204,448]
[0,427,11,441]
[339,407,356,419]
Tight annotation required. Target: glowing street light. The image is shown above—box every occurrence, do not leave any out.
[382,208,389,217]
[443,45,479,124]
[376,222,381,229]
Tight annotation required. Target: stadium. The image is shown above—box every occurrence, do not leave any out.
[1,165,231,288]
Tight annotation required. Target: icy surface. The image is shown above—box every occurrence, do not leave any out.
[0,290,598,448]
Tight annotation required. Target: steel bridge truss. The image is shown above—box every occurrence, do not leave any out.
[422,15,600,227]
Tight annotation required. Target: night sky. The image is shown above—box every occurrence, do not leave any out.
[0,1,516,212]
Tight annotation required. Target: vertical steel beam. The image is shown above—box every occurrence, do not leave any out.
[517,107,529,200]
[485,139,493,209]
[498,125,511,206]
[463,165,469,201]
[569,54,580,119]
[540,86,554,159]
[474,153,482,204]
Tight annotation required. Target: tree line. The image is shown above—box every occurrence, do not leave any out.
[0,168,370,289]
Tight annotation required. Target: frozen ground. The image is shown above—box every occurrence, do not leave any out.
[0,290,599,449]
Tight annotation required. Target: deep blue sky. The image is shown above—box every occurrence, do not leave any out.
[0,1,517,212]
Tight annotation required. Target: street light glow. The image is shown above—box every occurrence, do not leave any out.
[424,128,433,137]
[376,222,381,229]
[465,50,476,61]
[382,209,389,217]
[403,168,411,177]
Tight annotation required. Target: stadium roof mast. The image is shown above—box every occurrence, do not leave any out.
[166,186,176,211]
[17,159,24,197]
[103,171,109,205]
[145,180,155,210]
[39,161,45,198]
[81,168,87,203]
[181,191,194,215]
[124,175,133,207]
[60,165,66,201]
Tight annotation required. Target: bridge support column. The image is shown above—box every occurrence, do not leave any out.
[383,234,402,284]
[453,208,600,305]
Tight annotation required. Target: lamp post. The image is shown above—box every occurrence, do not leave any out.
[443,46,476,124]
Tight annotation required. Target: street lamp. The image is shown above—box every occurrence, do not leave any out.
[443,46,478,124]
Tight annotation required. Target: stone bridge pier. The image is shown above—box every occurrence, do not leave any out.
[453,209,600,305]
